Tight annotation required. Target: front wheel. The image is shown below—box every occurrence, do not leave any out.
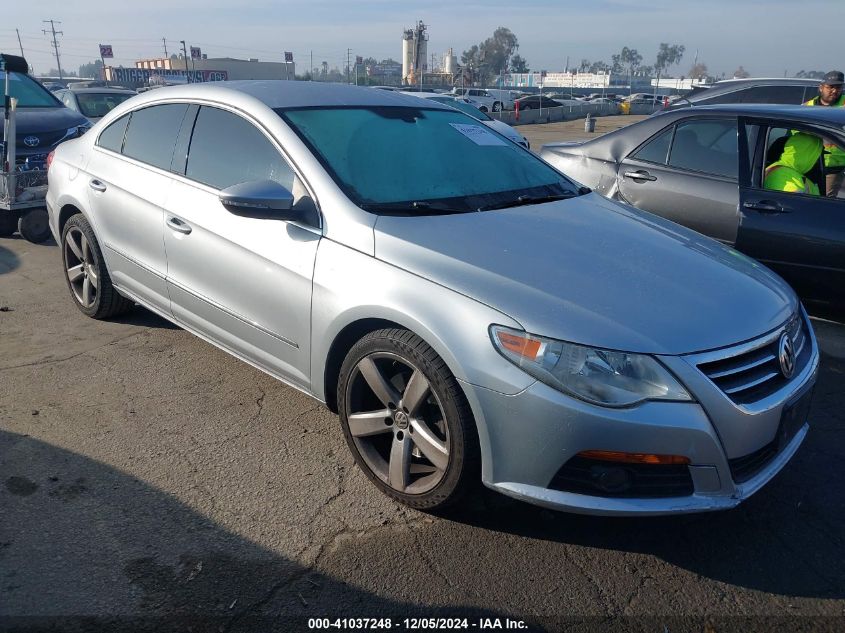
[492,102,502,112]
[338,328,480,510]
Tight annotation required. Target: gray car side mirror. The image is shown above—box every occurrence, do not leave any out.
[218,179,298,220]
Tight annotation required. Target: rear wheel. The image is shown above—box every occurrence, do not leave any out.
[338,328,479,510]
[492,102,502,112]
[61,214,133,319]
[17,208,51,243]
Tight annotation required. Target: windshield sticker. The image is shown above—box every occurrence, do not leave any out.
[449,123,508,146]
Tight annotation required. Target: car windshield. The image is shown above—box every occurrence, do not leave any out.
[427,97,491,121]
[278,106,575,214]
[75,92,134,118]
[0,71,61,107]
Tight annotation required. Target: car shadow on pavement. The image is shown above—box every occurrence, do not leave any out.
[0,243,21,275]
[0,430,518,633]
[111,305,181,330]
[444,350,845,601]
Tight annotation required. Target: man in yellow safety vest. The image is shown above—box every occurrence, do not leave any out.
[803,70,845,196]
[764,133,823,196]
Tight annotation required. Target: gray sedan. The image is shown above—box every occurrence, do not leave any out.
[46,82,817,515]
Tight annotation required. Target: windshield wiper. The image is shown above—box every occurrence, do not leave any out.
[477,189,588,212]
[361,200,472,216]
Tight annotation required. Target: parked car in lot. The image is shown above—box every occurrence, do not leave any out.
[513,95,563,110]
[452,88,506,112]
[665,78,819,111]
[400,91,529,148]
[541,104,845,309]
[54,87,137,122]
[1,53,91,241]
[47,82,818,515]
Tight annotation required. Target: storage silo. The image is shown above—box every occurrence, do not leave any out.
[401,21,428,85]
[444,48,457,75]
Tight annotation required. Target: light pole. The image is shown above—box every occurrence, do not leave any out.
[180,40,189,82]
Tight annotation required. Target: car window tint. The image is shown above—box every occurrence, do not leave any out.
[741,85,806,104]
[631,127,673,165]
[699,89,743,105]
[96,114,131,153]
[122,104,188,170]
[186,106,295,191]
[668,119,738,179]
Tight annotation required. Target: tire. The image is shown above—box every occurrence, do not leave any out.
[478,105,489,113]
[338,328,480,511]
[17,208,51,243]
[0,212,17,237]
[61,214,133,319]
[492,102,502,113]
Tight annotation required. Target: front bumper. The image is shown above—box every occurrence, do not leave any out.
[462,314,819,516]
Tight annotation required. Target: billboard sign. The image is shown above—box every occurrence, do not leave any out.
[190,47,202,60]
[109,67,228,85]
[99,44,113,58]
[284,51,293,63]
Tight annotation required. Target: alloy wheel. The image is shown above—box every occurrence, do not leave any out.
[63,226,99,309]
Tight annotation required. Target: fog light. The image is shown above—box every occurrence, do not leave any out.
[589,465,632,493]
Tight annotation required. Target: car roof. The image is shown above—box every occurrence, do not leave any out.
[663,103,845,124]
[60,87,136,94]
[124,80,454,110]
[687,77,820,98]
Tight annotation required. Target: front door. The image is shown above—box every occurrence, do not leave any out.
[163,105,320,387]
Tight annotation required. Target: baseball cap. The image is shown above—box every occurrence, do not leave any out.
[822,70,844,86]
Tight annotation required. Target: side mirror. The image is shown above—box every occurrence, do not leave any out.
[218,180,297,220]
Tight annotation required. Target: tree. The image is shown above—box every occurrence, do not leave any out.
[733,66,750,78]
[78,59,103,79]
[578,58,591,72]
[461,27,519,85]
[654,42,685,87]
[620,47,642,77]
[610,54,623,75]
[589,61,610,74]
[510,54,529,73]
[688,62,709,80]
[795,69,826,79]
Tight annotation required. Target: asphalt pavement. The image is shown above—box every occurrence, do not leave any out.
[1,118,844,632]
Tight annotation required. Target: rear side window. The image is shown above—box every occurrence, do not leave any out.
[631,127,673,164]
[668,119,738,179]
[122,104,189,170]
[741,85,807,104]
[96,114,130,153]
[186,106,295,190]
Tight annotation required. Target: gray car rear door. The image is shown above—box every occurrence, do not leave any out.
[616,116,740,244]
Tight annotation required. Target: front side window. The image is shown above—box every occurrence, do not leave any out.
[279,106,577,213]
[667,119,738,179]
[122,104,189,170]
[186,106,295,190]
[762,127,828,197]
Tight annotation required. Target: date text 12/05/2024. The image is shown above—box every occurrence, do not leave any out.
[307,618,529,630]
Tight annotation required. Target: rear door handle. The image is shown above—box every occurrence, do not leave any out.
[89,179,107,192]
[623,171,657,182]
[166,216,192,235]
[743,200,786,214]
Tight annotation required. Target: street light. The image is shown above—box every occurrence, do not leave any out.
[180,40,189,81]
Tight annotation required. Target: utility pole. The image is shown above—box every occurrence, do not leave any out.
[347,49,351,84]
[180,40,189,81]
[162,38,169,57]
[42,20,64,80]
[15,29,25,61]
[310,51,313,81]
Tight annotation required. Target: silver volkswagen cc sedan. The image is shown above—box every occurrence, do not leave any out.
[46,82,818,515]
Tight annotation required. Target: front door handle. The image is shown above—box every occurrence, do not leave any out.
[89,179,107,192]
[166,216,192,235]
[743,200,786,214]
[623,171,657,182]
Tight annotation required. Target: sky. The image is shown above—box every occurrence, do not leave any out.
[4,0,842,79]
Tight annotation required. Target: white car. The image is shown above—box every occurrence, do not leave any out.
[401,92,529,148]
[451,88,505,112]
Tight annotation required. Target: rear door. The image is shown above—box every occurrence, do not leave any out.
[85,104,189,313]
[616,116,741,243]
[737,119,845,304]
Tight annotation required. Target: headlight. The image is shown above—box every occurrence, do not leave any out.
[66,123,91,138]
[490,325,692,407]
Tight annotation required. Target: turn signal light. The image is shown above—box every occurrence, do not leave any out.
[578,450,690,465]
[46,151,55,171]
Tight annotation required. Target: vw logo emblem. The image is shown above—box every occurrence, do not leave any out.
[778,332,795,379]
[23,136,40,148]
[394,411,410,430]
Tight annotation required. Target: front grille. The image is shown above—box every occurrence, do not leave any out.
[549,456,694,498]
[697,314,809,406]
[15,129,69,151]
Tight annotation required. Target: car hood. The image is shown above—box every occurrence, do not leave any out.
[0,106,88,135]
[373,194,796,355]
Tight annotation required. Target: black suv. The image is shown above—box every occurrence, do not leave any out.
[1,53,91,170]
